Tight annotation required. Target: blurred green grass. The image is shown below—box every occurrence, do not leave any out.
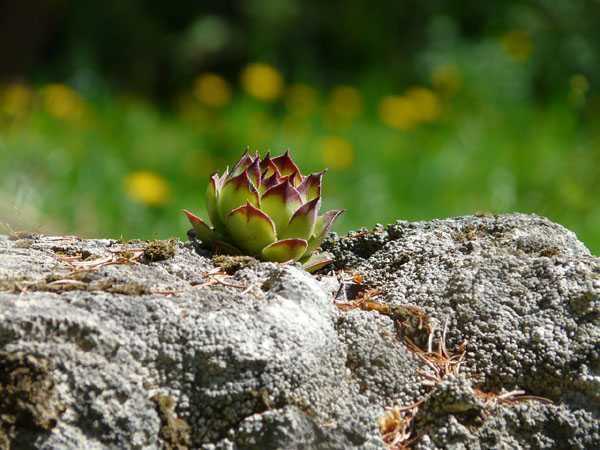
[1,38,598,254]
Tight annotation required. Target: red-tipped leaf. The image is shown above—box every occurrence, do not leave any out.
[246,157,262,189]
[259,151,271,171]
[231,149,254,177]
[183,209,218,244]
[218,170,260,220]
[280,197,320,241]
[226,202,277,255]
[302,252,334,273]
[260,180,303,235]
[261,171,282,192]
[207,172,225,229]
[262,238,308,262]
[306,209,345,254]
[271,150,302,184]
[260,155,281,179]
[297,171,325,202]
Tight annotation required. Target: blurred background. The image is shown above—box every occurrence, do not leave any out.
[0,0,598,253]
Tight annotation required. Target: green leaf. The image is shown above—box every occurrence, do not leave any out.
[298,171,324,202]
[207,172,226,230]
[230,149,254,176]
[260,180,303,236]
[271,150,302,185]
[259,151,274,173]
[183,209,217,245]
[302,252,334,273]
[262,238,308,262]
[306,209,344,254]
[279,197,320,240]
[226,202,277,255]
[246,157,261,189]
[261,171,281,193]
[218,171,260,221]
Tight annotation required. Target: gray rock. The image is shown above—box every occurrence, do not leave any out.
[324,213,599,449]
[0,213,597,449]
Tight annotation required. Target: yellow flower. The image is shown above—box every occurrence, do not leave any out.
[193,73,231,107]
[431,64,462,96]
[1,83,33,119]
[41,84,86,121]
[378,95,418,131]
[570,74,589,93]
[320,136,354,170]
[241,63,284,101]
[328,85,362,121]
[379,87,441,130]
[124,171,171,206]
[501,30,533,62]
[285,83,318,116]
[406,87,442,122]
[569,74,589,106]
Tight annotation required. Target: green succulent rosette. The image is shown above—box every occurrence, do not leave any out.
[184,150,343,272]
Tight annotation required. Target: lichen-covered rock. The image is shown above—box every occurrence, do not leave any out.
[324,213,599,449]
[0,213,598,449]
[0,235,381,449]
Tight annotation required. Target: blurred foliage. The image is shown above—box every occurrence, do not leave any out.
[2,1,599,98]
[0,1,598,253]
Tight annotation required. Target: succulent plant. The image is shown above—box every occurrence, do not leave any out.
[183,150,343,272]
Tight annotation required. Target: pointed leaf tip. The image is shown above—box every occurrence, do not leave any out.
[219,170,260,219]
[322,209,345,227]
[262,238,308,262]
[209,170,229,196]
[231,150,255,177]
[246,157,262,188]
[272,151,302,183]
[260,180,303,235]
[207,173,225,229]
[183,209,217,245]
[306,209,344,254]
[298,171,325,201]
[226,202,276,255]
[260,154,281,180]
[302,252,334,273]
[280,197,320,240]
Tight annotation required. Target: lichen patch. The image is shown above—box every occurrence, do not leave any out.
[151,394,191,450]
[0,352,65,450]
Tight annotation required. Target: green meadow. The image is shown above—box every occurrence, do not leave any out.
[1,38,598,253]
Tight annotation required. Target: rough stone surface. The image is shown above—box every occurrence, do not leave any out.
[0,213,597,449]
[324,213,599,449]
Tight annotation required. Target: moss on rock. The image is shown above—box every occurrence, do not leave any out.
[143,240,177,263]
[151,394,191,450]
[0,352,65,450]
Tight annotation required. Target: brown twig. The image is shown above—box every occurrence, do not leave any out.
[404,319,467,386]
[473,388,553,407]
[55,248,145,276]
[379,400,424,450]
[195,268,248,290]
[334,288,384,311]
